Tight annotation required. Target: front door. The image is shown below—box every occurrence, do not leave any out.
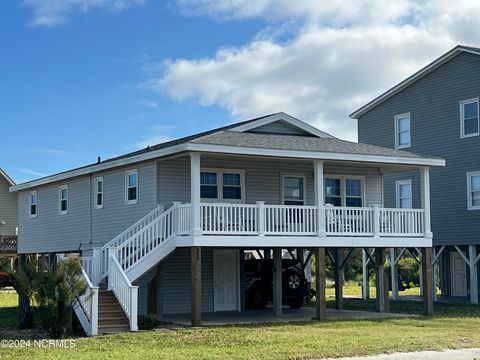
[213,249,239,311]
[451,252,467,297]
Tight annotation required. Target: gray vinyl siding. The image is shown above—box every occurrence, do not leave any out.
[17,161,157,253]
[17,177,91,254]
[91,162,157,247]
[134,268,156,316]
[0,176,17,235]
[162,248,214,314]
[358,51,480,246]
[247,120,313,136]
[383,170,421,209]
[158,155,383,207]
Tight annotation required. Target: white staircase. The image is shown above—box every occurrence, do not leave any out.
[74,202,191,336]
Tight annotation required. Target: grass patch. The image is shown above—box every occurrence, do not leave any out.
[2,289,480,359]
[0,290,18,329]
[325,280,422,298]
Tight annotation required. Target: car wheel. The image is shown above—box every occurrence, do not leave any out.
[287,272,301,290]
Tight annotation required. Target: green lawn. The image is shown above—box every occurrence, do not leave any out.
[1,290,480,359]
[325,280,422,298]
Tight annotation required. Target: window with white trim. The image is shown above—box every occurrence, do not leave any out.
[94,177,103,209]
[324,176,364,207]
[29,191,37,217]
[395,180,412,208]
[125,170,138,205]
[467,171,480,210]
[59,185,68,214]
[282,175,305,205]
[395,113,411,149]
[460,98,479,138]
[200,169,244,202]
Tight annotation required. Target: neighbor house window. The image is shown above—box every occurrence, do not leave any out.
[396,180,412,208]
[395,113,411,149]
[282,175,305,205]
[460,98,479,138]
[94,177,103,209]
[59,185,68,214]
[29,191,37,217]
[325,176,364,207]
[467,171,480,210]
[125,170,138,205]
[200,169,244,202]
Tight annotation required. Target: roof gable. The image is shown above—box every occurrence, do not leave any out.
[228,112,335,138]
[350,45,480,119]
[0,168,15,186]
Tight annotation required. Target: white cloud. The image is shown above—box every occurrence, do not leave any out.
[150,0,480,141]
[23,0,146,26]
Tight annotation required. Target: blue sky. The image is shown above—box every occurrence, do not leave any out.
[0,0,475,183]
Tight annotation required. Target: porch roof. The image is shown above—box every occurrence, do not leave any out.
[191,131,435,160]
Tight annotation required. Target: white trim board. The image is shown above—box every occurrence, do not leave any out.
[10,142,445,192]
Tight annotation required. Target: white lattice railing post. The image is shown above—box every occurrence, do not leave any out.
[373,206,380,238]
[130,286,138,331]
[90,286,99,336]
[91,248,102,285]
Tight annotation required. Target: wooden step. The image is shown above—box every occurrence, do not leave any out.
[98,324,131,335]
[98,317,129,326]
[95,290,130,334]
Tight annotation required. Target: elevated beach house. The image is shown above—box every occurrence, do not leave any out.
[10,113,444,335]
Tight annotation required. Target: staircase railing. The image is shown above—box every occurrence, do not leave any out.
[100,205,164,279]
[108,249,138,332]
[115,204,179,274]
[57,255,98,336]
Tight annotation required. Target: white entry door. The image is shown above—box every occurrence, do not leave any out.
[451,252,467,297]
[213,249,239,311]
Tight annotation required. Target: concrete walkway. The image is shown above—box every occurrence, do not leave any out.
[162,306,417,326]
[326,348,480,360]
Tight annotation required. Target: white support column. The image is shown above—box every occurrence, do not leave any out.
[469,245,478,304]
[373,206,380,238]
[107,247,117,290]
[92,247,102,286]
[362,249,370,300]
[420,167,432,239]
[190,153,202,237]
[314,160,326,237]
[256,201,265,236]
[390,248,398,301]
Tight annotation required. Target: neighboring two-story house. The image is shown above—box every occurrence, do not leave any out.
[0,168,17,256]
[352,45,480,304]
[10,113,443,335]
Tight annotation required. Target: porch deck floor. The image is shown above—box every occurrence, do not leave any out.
[162,306,418,326]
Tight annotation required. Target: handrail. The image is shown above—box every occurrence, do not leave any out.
[108,252,138,331]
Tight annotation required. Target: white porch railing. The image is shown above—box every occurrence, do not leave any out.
[264,205,318,235]
[379,208,425,237]
[199,202,426,238]
[108,250,138,332]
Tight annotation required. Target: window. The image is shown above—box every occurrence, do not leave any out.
[125,170,138,205]
[282,176,305,205]
[460,98,479,138]
[94,177,103,209]
[325,176,364,207]
[395,113,411,149]
[200,172,218,199]
[345,179,362,207]
[29,191,37,217]
[467,171,480,210]
[223,173,241,200]
[59,185,68,214]
[325,178,342,206]
[200,169,244,202]
[396,180,412,209]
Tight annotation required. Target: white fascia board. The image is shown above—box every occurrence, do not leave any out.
[10,143,190,192]
[229,112,335,139]
[185,143,446,167]
[350,47,480,119]
[10,141,445,193]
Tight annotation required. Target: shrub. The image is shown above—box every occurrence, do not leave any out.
[139,313,157,330]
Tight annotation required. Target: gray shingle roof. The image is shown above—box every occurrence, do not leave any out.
[191,131,434,159]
